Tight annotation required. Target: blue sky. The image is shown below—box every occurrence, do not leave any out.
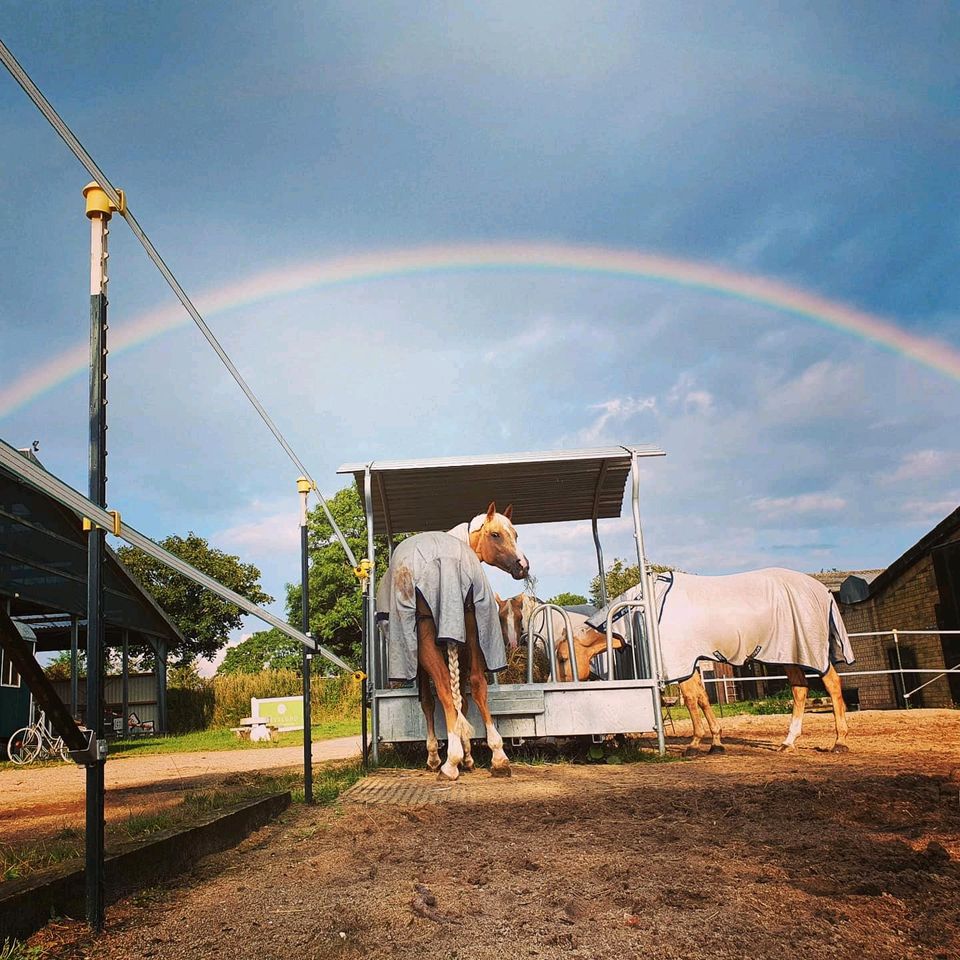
[1,3,958,667]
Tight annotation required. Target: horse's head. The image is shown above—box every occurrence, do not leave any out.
[470,502,529,580]
[495,592,538,650]
[555,628,623,682]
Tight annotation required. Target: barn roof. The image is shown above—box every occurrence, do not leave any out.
[0,450,184,653]
[338,445,665,536]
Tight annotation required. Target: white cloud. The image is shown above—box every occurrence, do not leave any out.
[882,449,958,485]
[898,494,960,524]
[753,493,848,517]
[667,373,714,415]
[214,504,300,558]
[579,395,657,443]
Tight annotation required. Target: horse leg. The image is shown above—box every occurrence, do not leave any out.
[779,666,808,752]
[416,594,463,781]
[821,664,850,753]
[680,675,708,757]
[459,644,475,772]
[418,672,441,771]
[465,603,511,777]
[693,673,724,754]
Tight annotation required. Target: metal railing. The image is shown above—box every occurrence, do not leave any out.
[526,603,577,683]
[694,629,960,707]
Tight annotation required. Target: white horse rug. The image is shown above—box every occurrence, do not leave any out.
[586,567,855,683]
[376,530,507,681]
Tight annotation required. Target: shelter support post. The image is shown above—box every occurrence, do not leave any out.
[590,460,609,608]
[70,616,79,719]
[298,478,314,804]
[363,465,379,765]
[84,180,113,932]
[360,581,369,766]
[121,630,129,738]
[629,451,665,756]
[156,642,167,733]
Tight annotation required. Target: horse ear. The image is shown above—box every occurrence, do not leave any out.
[503,504,513,521]
[494,592,502,603]
[486,501,497,520]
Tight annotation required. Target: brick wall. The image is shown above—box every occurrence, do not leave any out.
[836,527,960,709]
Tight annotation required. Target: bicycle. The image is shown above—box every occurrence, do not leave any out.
[7,710,70,764]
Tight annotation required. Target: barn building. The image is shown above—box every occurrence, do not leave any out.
[830,506,960,710]
[0,447,183,747]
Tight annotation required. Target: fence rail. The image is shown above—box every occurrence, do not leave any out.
[695,629,960,707]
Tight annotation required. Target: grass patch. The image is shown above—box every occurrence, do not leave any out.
[0,939,42,960]
[0,760,360,887]
[109,718,360,758]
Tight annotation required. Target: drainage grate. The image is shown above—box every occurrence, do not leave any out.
[342,773,474,805]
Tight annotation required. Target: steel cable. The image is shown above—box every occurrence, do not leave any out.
[0,38,358,567]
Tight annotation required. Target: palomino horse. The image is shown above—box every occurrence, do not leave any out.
[497,593,624,679]
[585,568,854,754]
[377,503,528,780]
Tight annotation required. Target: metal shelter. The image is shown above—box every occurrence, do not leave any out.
[338,444,668,762]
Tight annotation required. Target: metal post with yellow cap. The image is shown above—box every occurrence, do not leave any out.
[298,477,314,804]
[83,180,113,930]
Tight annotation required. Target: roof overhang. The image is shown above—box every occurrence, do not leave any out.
[337,445,665,536]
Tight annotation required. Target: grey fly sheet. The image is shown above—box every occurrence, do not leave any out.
[376,530,507,681]
[587,567,855,683]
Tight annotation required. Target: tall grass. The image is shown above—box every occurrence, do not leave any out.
[209,671,361,729]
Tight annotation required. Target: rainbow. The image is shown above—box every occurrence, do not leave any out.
[2,242,959,418]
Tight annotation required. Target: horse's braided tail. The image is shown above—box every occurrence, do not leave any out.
[446,641,474,740]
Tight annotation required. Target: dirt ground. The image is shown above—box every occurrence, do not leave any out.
[30,710,960,960]
[0,736,361,845]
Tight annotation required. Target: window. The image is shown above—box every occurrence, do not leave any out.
[0,650,21,688]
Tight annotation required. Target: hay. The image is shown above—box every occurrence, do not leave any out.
[498,642,551,684]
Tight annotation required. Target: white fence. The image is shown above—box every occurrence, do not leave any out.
[695,629,960,708]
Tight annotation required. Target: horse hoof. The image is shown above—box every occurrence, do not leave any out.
[683,747,700,758]
[462,759,476,772]
[427,759,441,772]
[778,744,796,753]
[490,762,512,778]
[832,744,850,754]
[708,745,725,755]
[438,763,460,781]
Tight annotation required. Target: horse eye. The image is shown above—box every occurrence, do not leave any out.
[491,531,501,539]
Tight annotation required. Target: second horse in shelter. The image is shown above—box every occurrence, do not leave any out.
[376,502,528,780]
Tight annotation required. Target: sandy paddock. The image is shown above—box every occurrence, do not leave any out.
[31,709,960,960]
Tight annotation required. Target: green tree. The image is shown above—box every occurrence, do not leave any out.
[548,591,588,607]
[44,649,122,679]
[285,485,396,666]
[218,628,303,674]
[44,651,79,681]
[116,532,272,666]
[589,558,680,606]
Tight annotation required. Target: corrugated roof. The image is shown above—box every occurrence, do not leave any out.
[338,445,664,535]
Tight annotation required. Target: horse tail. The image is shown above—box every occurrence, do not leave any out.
[446,641,474,740]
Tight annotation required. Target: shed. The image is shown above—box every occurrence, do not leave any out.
[0,620,35,741]
[0,449,184,733]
